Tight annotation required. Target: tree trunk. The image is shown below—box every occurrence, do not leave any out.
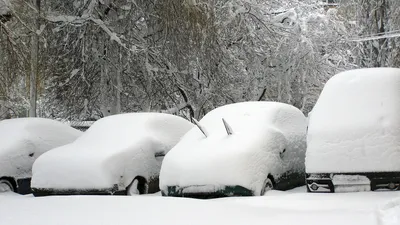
[29,0,40,117]
[110,48,122,115]
[115,50,122,114]
[100,34,110,117]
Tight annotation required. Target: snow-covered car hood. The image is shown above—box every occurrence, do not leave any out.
[306,68,400,173]
[160,102,307,194]
[32,113,193,190]
[0,118,82,179]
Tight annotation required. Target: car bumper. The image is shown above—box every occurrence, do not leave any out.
[306,172,400,193]
[32,184,126,196]
[161,185,254,198]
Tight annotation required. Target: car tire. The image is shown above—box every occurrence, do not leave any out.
[127,179,140,195]
[260,177,274,196]
[0,179,14,193]
[126,177,148,196]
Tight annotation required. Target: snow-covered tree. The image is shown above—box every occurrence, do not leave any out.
[0,0,375,121]
[340,0,400,67]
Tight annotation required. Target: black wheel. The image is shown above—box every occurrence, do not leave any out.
[260,177,274,196]
[0,179,14,193]
[126,177,148,196]
[388,182,398,190]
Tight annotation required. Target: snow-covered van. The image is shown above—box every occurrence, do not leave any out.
[306,68,400,192]
[160,102,307,198]
[31,113,193,196]
[0,118,81,194]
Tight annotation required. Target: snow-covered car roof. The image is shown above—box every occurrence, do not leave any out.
[160,101,307,195]
[306,68,400,173]
[0,118,82,179]
[72,113,192,154]
[32,113,194,191]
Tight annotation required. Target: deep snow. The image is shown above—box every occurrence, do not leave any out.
[0,186,399,225]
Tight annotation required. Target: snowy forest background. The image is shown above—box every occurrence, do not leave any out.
[0,0,399,122]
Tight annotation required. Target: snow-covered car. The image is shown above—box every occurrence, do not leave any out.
[31,113,194,196]
[160,102,307,198]
[306,68,400,193]
[0,118,82,194]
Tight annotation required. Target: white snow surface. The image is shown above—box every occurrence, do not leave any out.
[1,186,400,225]
[306,68,400,173]
[0,118,82,179]
[160,102,307,195]
[32,113,193,191]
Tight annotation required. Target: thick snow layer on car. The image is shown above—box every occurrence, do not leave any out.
[0,118,82,179]
[160,102,307,195]
[306,68,400,173]
[31,113,193,191]
[0,187,400,225]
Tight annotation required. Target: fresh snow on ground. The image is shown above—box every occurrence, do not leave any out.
[0,186,399,225]
[307,68,400,173]
[160,102,307,195]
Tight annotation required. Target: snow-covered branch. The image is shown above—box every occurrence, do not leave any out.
[348,32,400,42]
[45,15,136,52]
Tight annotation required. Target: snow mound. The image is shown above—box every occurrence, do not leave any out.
[31,113,193,191]
[0,118,82,180]
[306,68,400,173]
[160,101,307,195]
